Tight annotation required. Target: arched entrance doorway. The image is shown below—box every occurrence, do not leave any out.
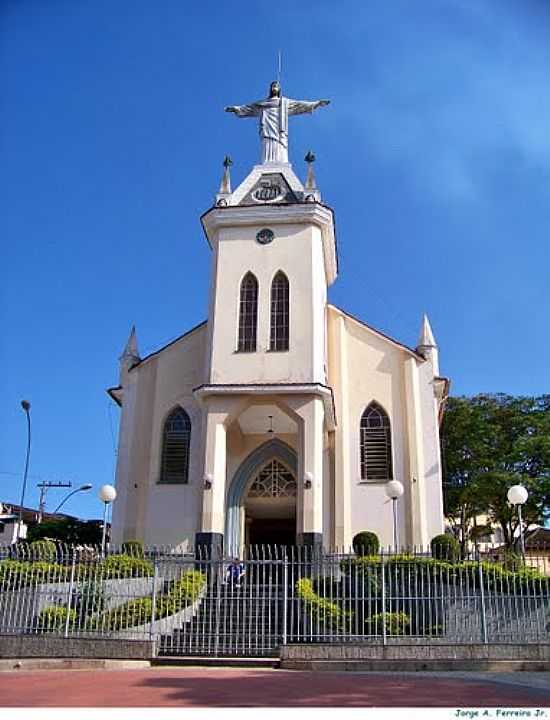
[225,439,297,555]
[244,458,296,547]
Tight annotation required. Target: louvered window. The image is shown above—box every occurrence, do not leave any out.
[360,402,393,481]
[269,271,289,351]
[237,272,258,352]
[160,408,191,484]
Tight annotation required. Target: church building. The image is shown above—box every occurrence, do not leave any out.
[108,81,449,554]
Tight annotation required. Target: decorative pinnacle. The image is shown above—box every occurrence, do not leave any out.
[120,325,140,365]
[305,150,317,190]
[417,314,437,349]
[220,156,232,194]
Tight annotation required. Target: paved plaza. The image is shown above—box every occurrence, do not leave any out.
[1,667,550,707]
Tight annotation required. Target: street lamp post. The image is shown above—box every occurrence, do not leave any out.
[53,484,93,514]
[37,481,72,522]
[385,480,404,550]
[16,400,32,541]
[98,484,117,555]
[507,485,529,559]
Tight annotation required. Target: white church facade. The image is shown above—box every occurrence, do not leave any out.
[108,83,449,554]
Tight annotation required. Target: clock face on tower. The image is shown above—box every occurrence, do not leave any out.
[256,228,274,245]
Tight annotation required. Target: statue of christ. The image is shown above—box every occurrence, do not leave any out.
[225,81,330,164]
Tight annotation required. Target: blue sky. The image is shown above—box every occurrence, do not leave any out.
[2,0,549,521]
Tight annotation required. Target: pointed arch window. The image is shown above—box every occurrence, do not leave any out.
[360,402,393,481]
[160,407,191,484]
[270,271,289,351]
[237,272,258,352]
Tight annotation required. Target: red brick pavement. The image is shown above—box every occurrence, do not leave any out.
[0,668,549,707]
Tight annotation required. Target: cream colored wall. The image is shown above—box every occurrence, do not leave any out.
[208,223,327,385]
[112,325,208,549]
[417,359,445,543]
[113,299,443,550]
[328,306,443,545]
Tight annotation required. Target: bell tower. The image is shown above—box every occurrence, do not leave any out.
[195,82,335,554]
[201,157,337,386]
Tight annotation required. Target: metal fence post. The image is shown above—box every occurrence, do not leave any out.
[282,553,288,646]
[478,561,488,644]
[381,553,387,646]
[64,550,77,638]
[214,558,221,657]
[150,555,159,644]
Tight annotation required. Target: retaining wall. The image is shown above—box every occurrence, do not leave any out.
[0,634,155,660]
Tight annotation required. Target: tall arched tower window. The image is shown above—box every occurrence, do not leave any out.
[160,407,191,484]
[237,272,258,352]
[360,402,393,481]
[270,271,289,351]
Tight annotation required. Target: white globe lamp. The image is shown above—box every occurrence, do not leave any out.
[507,485,528,559]
[99,484,117,554]
[507,485,528,506]
[99,484,117,504]
[385,480,404,549]
[385,480,404,500]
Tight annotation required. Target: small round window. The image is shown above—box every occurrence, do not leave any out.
[256,228,274,245]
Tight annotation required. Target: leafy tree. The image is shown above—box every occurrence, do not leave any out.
[441,394,550,550]
[26,517,102,545]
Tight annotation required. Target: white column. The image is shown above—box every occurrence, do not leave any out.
[200,410,228,535]
[332,315,351,547]
[290,396,325,539]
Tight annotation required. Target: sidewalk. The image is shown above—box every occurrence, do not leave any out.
[1,667,549,707]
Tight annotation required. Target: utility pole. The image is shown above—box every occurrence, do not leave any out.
[37,481,72,523]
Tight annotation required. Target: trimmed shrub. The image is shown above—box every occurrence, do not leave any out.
[101,554,154,578]
[430,534,460,561]
[296,577,352,630]
[0,560,69,586]
[121,540,145,558]
[352,531,380,557]
[499,550,524,572]
[87,596,153,632]
[86,569,206,631]
[29,539,57,562]
[37,605,77,632]
[366,611,410,636]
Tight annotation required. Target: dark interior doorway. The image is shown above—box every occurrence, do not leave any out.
[247,518,295,547]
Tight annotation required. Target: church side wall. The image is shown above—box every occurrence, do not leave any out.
[328,309,410,548]
[110,374,137,546]
[113,326,207,550]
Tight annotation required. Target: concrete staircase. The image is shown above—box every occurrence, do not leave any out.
[158,581,284,657]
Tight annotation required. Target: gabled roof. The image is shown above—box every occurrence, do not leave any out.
[107,321,207,407]
[329,304,424,360]
[127,320,207,370]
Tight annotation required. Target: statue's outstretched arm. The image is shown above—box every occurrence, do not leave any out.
[287,99,330,116]
[224,103,261,118]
